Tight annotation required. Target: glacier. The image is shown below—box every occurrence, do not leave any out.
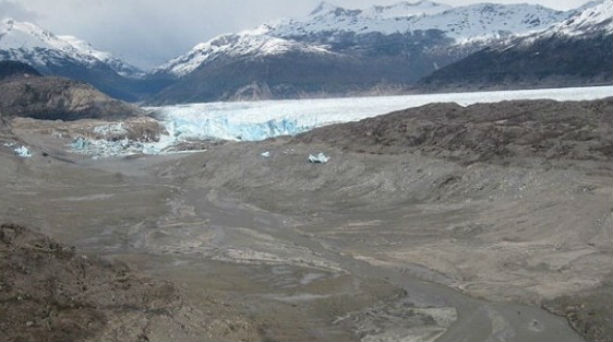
[73,85,613,158]
[150,85,613,142]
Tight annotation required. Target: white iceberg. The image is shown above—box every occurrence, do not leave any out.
[69,134,180,158]
[308,152,330,164]
[261,151,271,158]
[14,145,32,158]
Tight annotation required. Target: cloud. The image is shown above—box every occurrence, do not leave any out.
[0,0,39,21]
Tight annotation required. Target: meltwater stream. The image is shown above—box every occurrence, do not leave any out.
[74,85,613,157]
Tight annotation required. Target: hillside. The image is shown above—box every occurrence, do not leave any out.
[296,97,613,163]
[418,0,613,90]
[0,60,40,81]
[0,73,144,121]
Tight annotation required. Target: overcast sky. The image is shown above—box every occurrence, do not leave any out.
[1,0,593,69]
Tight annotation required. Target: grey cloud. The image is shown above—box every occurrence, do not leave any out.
[0,0,39,21]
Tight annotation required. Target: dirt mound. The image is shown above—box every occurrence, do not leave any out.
[296,98,613,163]
[0,76,144,121]
[0,223,255,342]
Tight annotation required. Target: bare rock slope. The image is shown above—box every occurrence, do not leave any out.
[0,74,144,121]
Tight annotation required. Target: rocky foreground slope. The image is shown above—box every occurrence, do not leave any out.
[0,223,257,342]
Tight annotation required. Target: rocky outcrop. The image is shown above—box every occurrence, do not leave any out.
[0,75,145,121]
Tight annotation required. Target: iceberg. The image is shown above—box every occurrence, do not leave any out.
[14,145,32,158]
[261,151,271,158]
[70,136,163,158]
[308,152,330,164]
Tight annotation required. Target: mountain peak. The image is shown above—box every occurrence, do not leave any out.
[367,0,453,18]
[0,18,76,54]
[310,1,341,16]
[0,19,142,78]
[555,0,613,35]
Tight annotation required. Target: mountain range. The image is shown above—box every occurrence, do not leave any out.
[0,18,170,101]
[419,0,613,90]
[0,0,610,104]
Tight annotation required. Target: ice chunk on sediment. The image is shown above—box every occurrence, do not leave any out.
[13,145,32,158]
[308,152,329,164]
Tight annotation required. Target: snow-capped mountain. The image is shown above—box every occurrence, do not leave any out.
[156,29,334,77]
[58,35,144,78]
[0,19,96,67]
[150,0,588,103]
[362,0,453,19]
[419,0,613,90]
[545,0,612,36]
[0,18,142,78]
[266,1,569,43]
[156,1,572,79]
[0,18,160,101]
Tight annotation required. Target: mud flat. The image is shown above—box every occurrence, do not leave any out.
[1,97,611,341]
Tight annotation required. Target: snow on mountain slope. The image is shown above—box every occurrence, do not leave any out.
[0,18,141,77]
[363,0,453,19]
[500,0,612,48]
[155,30,333,77]
[156,1,573,78]
[404,3,570,43]
[266,1,570,43]
[0,19,96,65]
[59,35,143,78]
[552,0,612,36]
